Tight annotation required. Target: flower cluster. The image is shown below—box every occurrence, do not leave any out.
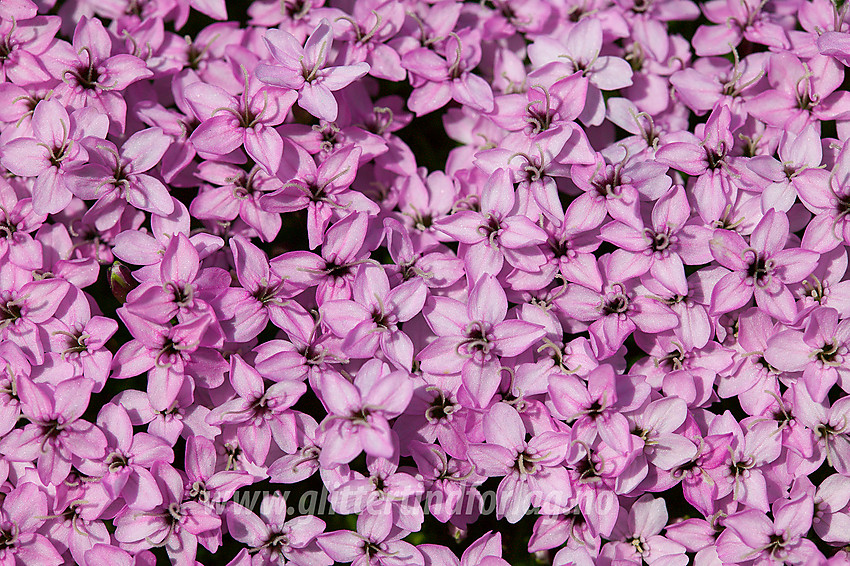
[3,0,850,564]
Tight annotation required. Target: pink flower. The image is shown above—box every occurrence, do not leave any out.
[409,440,483,525]
[272,211,373,304]
[0,268,69,364]
[329,455,424,539]
[111,311,215,412]
[433,168,548,281]
[418,274,545,407]
[0,15,59,84]
[0,180,46,271]
[467,403,572,523]
[93,403,173,512]
[218,235,311,342]
[717,493,820,564]
[0,98,107,215]
[798,138,850,253]
[549,364,647,455]
[604,495,687,566]
[419,532,510,566]
[0,377,107,486]
[709,208,819,323]
[185,73,296,175]
[555,253,679,358]
[527,17,633,125]
[401,28,494,116]
[318,524,424,566]
[257,19,370,122]
[260,142,377,249]
[316,359,412,465]
[322,264,426,370]
[206,354,306,462]
[766,307,850,401]
[46,16,152,133]
[66,127,174,230]
[113,462,221,566]
[0,482,63,566]
[225,492,331,566]
[190,163,284,242]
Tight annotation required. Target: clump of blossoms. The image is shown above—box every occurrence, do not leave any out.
[6,0,850,564]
